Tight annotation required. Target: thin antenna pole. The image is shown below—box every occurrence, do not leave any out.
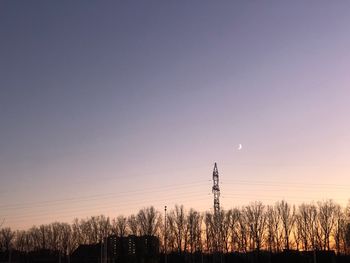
[100,237,103,263]
[164,205,167,263]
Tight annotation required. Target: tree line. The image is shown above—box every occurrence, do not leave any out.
[1,199,350,256]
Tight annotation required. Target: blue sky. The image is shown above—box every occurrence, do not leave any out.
[1,1,350,229]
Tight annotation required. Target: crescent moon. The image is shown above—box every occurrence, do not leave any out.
[238,144,242,150]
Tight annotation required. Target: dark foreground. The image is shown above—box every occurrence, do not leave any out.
[161,251,350,263]
[2,250,350,263]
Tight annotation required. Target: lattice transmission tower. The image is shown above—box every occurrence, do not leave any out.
[212,162,222,262]
[212,162,220,215]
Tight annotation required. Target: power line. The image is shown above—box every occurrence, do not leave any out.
[3,190,211,219]
[0,180,209,210]
[223,180,350,189]
[4,190,209,219]
[7,196,211,224]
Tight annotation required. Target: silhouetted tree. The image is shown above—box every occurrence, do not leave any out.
[318,200,337,250]
[168,205,186,253]
[38,224,48,249]
[14,230,27,252]
[7,199,350,258]
[204,212,215,253]
[71,218,84,248]
[304,203,319,250]
[220,209,231,253]
[227,208,240,252]
[112,215,128,237]
[345,223,350,254]
[137,206,161,236]
[277,200,295,250]
[333,205,346,254]
[266,205,281,252]
[187,208,202,253]
[127,214,138,235]
[28,226,41,250]
[296,204,311,251]
[245,202,266,252]
[235,209,248,252]
[0,227,15,252]
[344,201,350,254]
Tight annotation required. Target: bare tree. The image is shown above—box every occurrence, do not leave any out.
[28,226,41,250]
[76,215,111,244]
[228,208,240,252]
[345,223,350,254]
[112,215,128,237]
[47,222,61,251]
[344,201,350,254]
[277,200,295,250]
[14,230,27,252]
[244,202,266,252]
[296,204,312,251]
[300,203,319,250]
[8,200,350,257]
[204,212,215,253]
[127,214,138,235]
[220,209,231,253]
[318,200,337,250]
[0,227,15,251]
[137,206,161,236]
[71,218,85,248]
[333,205,346,254]
[168,205,188,253]
[59,223,73,262]
[266,205,281,252]
[236,209,248,253]
[292,221,301,251]
[38,224,49,249]
[186,208,202,254]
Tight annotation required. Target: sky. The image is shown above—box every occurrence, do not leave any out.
[1,1,350,230]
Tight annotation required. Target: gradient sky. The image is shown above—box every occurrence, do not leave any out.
[1,1,350,230]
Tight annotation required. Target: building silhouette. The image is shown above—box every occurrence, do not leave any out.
[71,235,159,263]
